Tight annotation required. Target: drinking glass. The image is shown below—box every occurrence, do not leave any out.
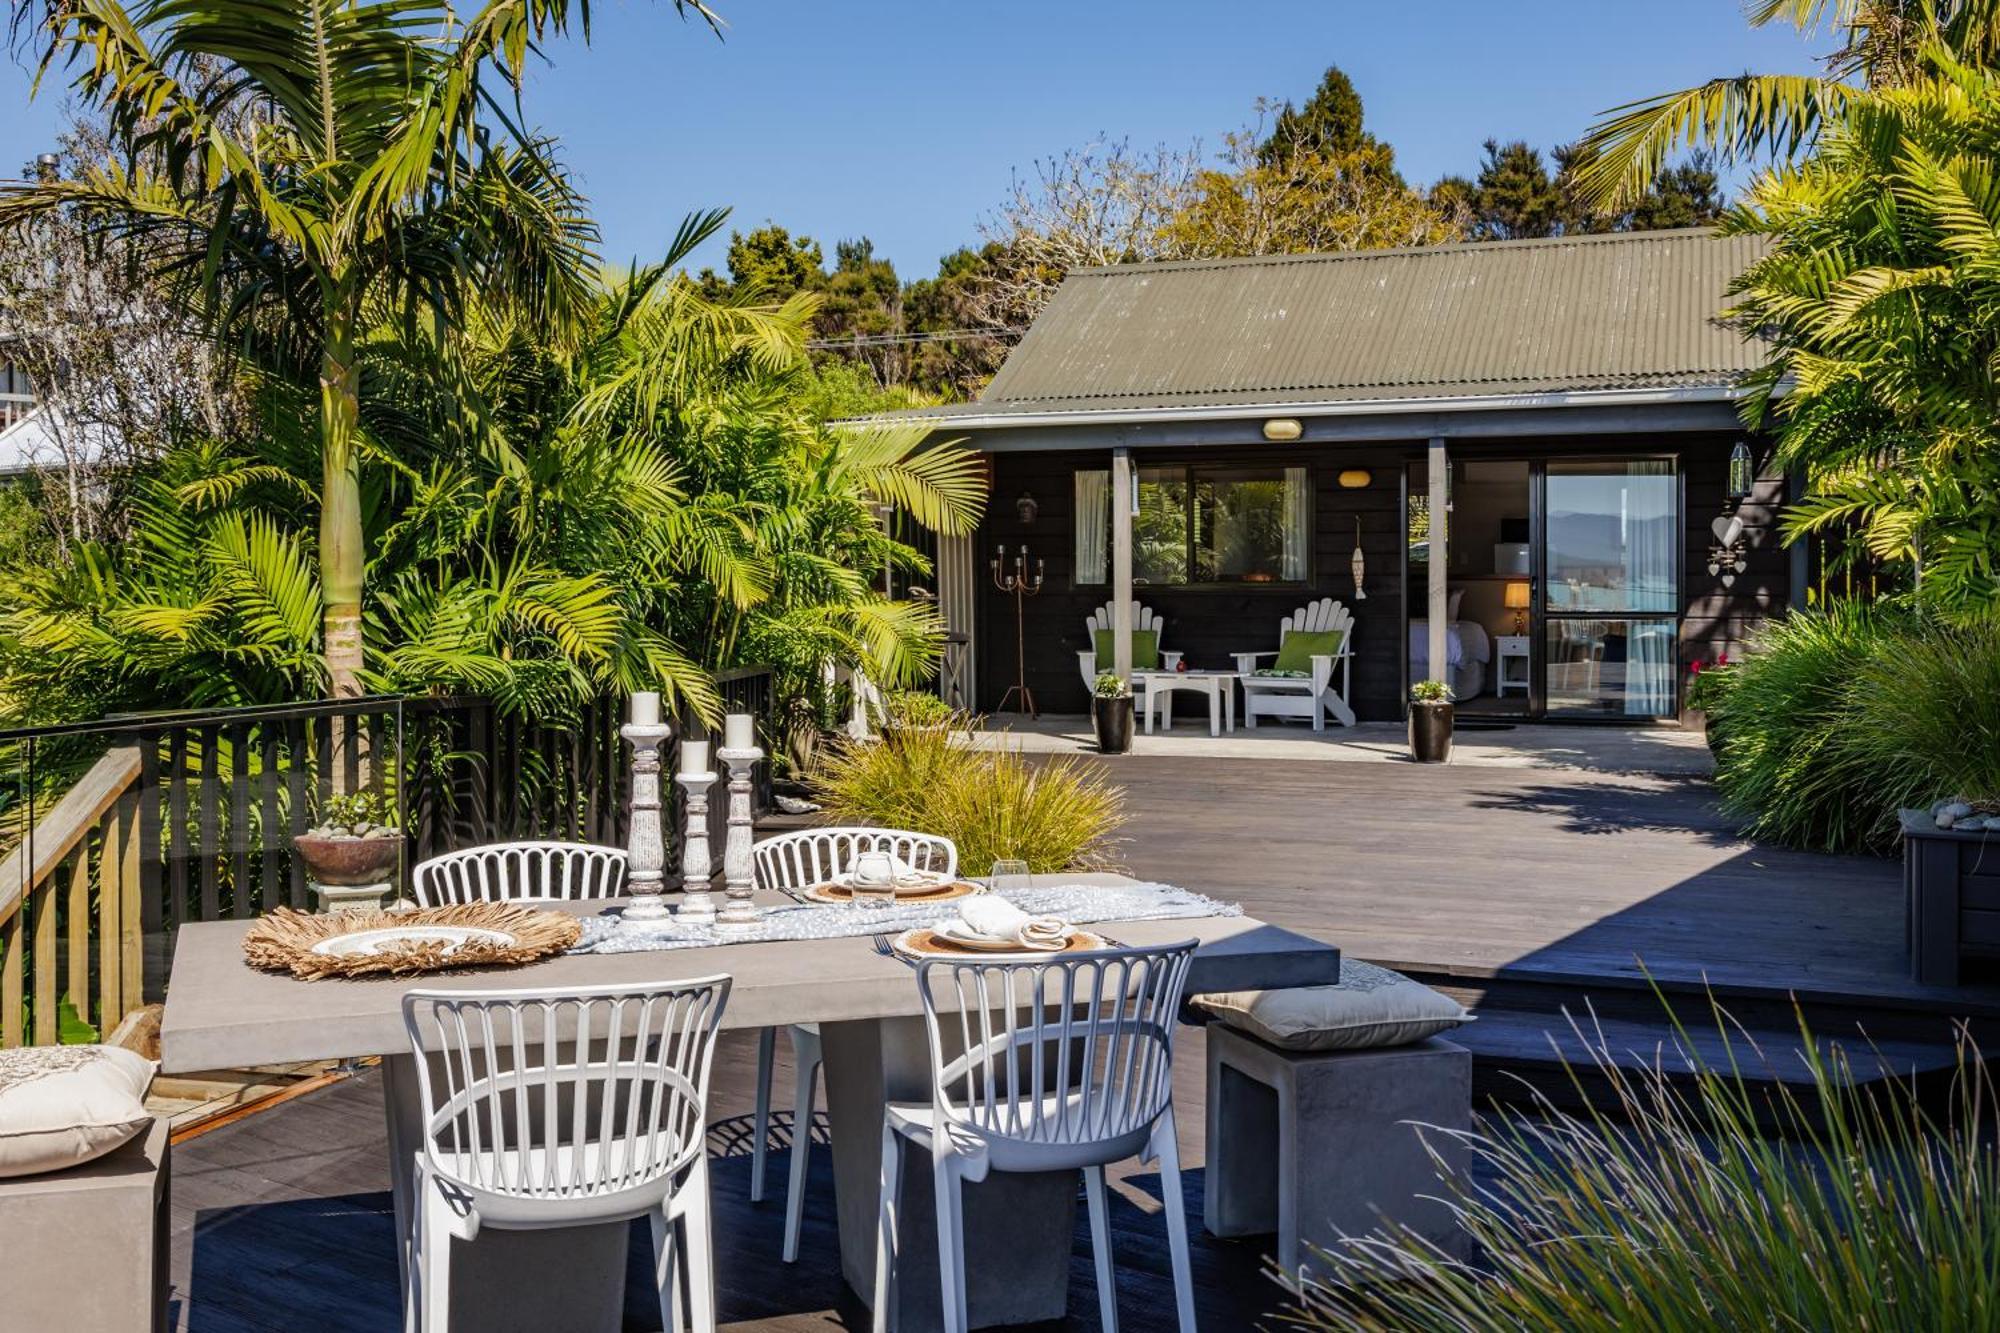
[989,859,1032,894]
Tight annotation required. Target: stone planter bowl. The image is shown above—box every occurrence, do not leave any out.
[293,832,403,886]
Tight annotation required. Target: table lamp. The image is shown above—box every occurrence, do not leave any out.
[1505,580,1531,635]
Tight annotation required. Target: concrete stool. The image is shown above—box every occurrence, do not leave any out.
[1203,1026,1471,1282]
[0,1114,171,1331]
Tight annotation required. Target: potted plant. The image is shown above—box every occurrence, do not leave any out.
[1092,671,1135,754]
[294,791,404,887]
[1408,679,1454,763]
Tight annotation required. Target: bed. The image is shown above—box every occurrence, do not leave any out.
[1409,619,1492,700]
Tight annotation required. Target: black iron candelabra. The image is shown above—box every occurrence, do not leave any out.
[991,544,1044,717]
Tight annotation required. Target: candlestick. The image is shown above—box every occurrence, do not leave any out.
[724,711,755,752]
[619,719,674,922]
[679,738,709,776]
[674,766,718,924]
[629,691,661,727]
[714,743,764,930]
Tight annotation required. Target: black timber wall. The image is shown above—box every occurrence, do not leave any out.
[976,431,1787,721]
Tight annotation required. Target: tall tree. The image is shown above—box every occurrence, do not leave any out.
[1435,141,1726,240]
[1259,65,1373,164]
[1,0,720,697]
[702,224,825,301]
[1433,140,1564,240]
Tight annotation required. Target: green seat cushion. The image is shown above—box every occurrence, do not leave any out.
[1093,628,1160,671]
[1273,628,1343,675]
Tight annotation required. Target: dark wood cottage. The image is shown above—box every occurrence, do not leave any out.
[888,228,1795,724]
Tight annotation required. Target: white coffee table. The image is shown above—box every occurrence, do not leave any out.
[1134,669,1240,736]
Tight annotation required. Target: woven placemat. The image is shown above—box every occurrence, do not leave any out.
[242,904,581,980]
[802,880,984,905]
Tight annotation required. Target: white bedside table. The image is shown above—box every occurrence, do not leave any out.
[1495,635,1531,698]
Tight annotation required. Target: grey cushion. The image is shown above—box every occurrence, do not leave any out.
[1192,960,1471,1052]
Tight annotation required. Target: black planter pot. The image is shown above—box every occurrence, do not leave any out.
[1409,702,1454,763]
[1092,695,1135,754]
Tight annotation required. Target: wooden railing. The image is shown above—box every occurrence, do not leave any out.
[0,747,142,1047]
[0,673,778,1048]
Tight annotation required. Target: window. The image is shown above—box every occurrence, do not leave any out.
[1075,465,1309,586]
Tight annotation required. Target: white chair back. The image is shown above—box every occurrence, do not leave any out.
[412,841,627,907]
[1280,597,1353,646]
[1083,601,1164,639]
[915,942,1196,1148]
[753,827,958,892]
[401,977,730,1205]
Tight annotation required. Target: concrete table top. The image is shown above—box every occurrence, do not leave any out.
[160,873,1340,1075]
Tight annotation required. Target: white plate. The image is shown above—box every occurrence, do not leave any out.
[311,925,518,958]
[835,868,951,893]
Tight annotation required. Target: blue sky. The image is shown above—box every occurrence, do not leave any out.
[1,1,1830,279]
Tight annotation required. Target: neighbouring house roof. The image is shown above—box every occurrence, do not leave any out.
[901,228,1770,427]
[0,403,119,477]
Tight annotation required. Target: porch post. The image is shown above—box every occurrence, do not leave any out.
[1112,447,1134,679]
[1427,438,1448,687]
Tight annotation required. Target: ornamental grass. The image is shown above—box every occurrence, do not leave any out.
[1278,1005,2000,1333]
[809,720,1124,875]
[1709,604,2000,854]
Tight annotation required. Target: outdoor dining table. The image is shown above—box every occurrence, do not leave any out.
[159,872,1341,1332]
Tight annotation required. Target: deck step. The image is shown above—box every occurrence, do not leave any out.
[1441,1003,1964,1118]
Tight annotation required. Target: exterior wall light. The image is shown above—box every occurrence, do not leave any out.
[1262,418,1303,442]
[1336,469,1372,489]
[1015,491,1038,525]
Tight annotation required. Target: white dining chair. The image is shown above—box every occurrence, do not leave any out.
[749,827,958,1263]
[401,976,731,1333]
[872,942,1200,1333]
[411,840,627,907]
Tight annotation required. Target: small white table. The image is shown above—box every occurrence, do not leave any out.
[1135,669,1240,736]
[1495,635,1531,699]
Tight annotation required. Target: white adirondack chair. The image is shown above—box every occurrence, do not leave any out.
[1233,598,1357,730]
[1074,601,1183,703]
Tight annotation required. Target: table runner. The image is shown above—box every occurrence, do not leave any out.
[570,881,1238,955]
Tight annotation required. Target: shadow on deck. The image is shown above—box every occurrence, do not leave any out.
[171,1042,1290,1332]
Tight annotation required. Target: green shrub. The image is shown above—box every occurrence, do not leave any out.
[882,690,955,729]
[809,725,1124,874]
[1712,604,2000,853]
[1280,1006,2000,1332]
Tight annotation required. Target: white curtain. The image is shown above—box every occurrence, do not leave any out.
[1623,460,1676,716]
[1281,467,1309,582]
[1074,470,1109,585]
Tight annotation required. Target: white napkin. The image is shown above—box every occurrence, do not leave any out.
[958,897,1068,951]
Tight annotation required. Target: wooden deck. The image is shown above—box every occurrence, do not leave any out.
[168,753,1989,1330]
[1106,755,1986,1014]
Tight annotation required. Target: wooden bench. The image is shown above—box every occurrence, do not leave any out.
[0,1115,170,1331]
[1203,1027,1471,1282]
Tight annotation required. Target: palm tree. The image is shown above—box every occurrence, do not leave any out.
[1724,45,2000,610]
[1572,0,2000,207]
[0,0,719,697]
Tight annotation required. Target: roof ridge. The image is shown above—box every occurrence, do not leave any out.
[1065,227,1734,279]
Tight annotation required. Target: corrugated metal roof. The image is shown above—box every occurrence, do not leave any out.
[943,228,1767,420]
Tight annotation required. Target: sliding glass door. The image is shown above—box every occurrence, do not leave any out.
[1541,459,1679,717]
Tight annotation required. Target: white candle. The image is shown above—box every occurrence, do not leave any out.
[629,691,661,727]
[679,739,709,776]
[724,712,755,751]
